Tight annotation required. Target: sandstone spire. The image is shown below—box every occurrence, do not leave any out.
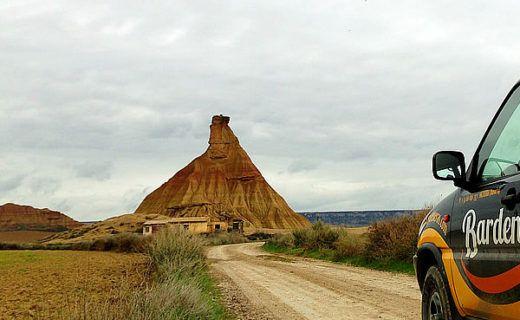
[135,115,310,229]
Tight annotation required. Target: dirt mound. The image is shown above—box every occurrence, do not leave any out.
[45,213,170,243]
[0,203,81,232]
[135,115,310,229]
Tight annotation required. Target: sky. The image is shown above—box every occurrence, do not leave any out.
[1,1,520,221]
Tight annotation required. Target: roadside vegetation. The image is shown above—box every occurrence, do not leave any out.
[264,211,428,274]
[0,232,148,252]
[64,227,229,320]
[205,231,249,245]
[1,228,230,319]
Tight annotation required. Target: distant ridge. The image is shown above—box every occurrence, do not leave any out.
[299,210,422,227]
[0,203,82,231]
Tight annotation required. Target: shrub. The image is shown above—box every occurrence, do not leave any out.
[147,227,207,281]
[246,232,272,241]
[293,222,339,250]
[363,211,428,263]
[333,232,366,260]
[266,233,294,248]
[205,232,249,246]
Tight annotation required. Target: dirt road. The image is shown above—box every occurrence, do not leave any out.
[207,242,421,320]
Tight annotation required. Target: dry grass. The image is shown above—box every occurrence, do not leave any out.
[65,227,228,320]
[265,211,429,271]
[364,210,428,262]
[0,228,229,320]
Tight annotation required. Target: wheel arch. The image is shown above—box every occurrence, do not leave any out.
[416,243,444,291]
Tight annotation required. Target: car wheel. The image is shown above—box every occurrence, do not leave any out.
[422,265,453,320]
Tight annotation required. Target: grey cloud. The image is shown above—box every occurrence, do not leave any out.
[288,159,319,173]
[51,199,73,214]
[0,174,25,193]
[29,177,61,196]
[74,161,113,181]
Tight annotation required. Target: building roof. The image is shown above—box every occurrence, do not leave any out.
[143,217,209,225]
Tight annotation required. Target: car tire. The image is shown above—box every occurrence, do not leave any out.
[422,265,453,320]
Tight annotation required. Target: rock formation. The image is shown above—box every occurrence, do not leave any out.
[0,203,82,231]
[135,115,310,229]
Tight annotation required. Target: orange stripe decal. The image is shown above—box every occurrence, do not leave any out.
[461,258,520,294]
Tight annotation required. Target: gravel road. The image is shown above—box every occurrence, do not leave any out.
[207,242,421,320]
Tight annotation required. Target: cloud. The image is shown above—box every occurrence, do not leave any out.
[0,174,25,193]
[1,1,519,219]
[74,161,113,181]
[287,159,319,173]
[28,177,61,196]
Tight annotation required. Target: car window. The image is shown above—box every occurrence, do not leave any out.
[478,86,520,181]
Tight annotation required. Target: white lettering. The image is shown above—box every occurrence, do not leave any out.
[462,210,478,258]
[462,209,520,259]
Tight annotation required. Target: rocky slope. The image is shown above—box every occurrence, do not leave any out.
[45,213,171,243]
[135,115,310,229]
[0,203,82,231]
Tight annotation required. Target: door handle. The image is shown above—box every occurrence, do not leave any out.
[501,188,519,207]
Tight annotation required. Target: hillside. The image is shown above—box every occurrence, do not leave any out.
[44,213,171,243]
[0,203,81,232]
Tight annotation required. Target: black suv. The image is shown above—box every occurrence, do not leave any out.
[415,81,520,320]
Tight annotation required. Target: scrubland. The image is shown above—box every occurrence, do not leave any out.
[264,211,428,274]
[0,228,229,320]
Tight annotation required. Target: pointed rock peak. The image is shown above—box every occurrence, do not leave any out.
[135,115,310,230]
[208,115,238,159]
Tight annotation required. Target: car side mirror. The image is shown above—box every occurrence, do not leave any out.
[432,151,466,186]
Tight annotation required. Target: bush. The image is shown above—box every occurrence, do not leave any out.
[205,232,249,246]
[266,233,294,248]
[333,232,366,260]
[363,211,428,263]
[246,232,272,241]
[293,222,339,250]
[147,227,207,281]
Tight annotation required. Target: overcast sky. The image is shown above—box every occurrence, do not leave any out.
[1,1,520,221]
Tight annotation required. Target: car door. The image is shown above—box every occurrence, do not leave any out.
[451,84,520,319]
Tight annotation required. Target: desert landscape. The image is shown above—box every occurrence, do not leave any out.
[0,115,425,319]
[2,2,518,319]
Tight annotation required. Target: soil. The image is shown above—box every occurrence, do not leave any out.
[0,231,57,243]
[0,250,147,319]
[208,242,420,320]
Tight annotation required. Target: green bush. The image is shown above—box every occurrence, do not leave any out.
[266,233,294,248]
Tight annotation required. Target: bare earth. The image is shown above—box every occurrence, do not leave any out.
[0,250,147,319]
[208,242,421,320]
[0,231,57,243]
